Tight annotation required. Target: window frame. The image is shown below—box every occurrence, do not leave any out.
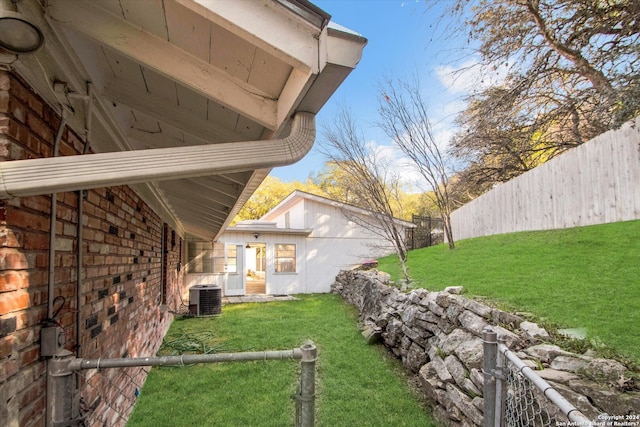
[186,240,226,274]
[274,243,296,273]
[226,244,239,274]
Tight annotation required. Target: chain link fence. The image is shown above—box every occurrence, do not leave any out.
[48,343,317,427]
[408,215,444,249]
[79,365,150,427]
[483,328,594,427]
[503,359,554,427]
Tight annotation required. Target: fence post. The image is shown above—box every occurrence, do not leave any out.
[496,335,507,427]
[48,353,78,427]
[483,327,498,427]
[297,341,317,427]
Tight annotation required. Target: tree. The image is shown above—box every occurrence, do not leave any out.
[377,76,457,249]
[233,176,314,223]
[309,162,366,205]
[443,0,640,188]
[320,107,412,283]
[309,162,422,222]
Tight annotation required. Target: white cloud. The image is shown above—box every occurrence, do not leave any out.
[364,140,424,188]
[364,137,454,194]
[435,58,510,96]
[354,57,513,193]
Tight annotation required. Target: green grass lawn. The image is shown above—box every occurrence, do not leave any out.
[128,294,435,427]
[379,219,640,365]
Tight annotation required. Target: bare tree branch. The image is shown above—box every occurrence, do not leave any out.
[377,76,457,249]
[320,107,412,282]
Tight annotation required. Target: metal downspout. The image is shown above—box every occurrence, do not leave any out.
[0,112,316,199]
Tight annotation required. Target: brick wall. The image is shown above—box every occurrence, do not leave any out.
[0,72,183,426]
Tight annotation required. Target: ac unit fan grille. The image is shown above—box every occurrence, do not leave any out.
[189,285,222,316]
[199,288,221,315]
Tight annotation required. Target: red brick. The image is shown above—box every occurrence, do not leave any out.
[0,71,10,90]
[0,248,29,269]
[26,114,51,144]
[9,76,29,103]
[29,288,47,306]
[19,344,40,366]
[14,305,47,330]
[61,192,78,208]
[0,290,30,313]
[19,196,51,215]
[68,132,86,154]
[12,327,35,351]
[18,393,45,427]
[34,253,48,269]
[0,227,23,248]
[26,95,43,121]
[57,205,74,222]
[23,233,49,251]
[0,92,9,114]
[58,141,76,156]
[27,270,47,287]
[0,358,19,382]
[7,120,26,146]
[11,101,26,124]
[42,107,61,132]
[0,334,13,358]
[5,209,49,232]
[38,141,52,158]
[0,270,29,291]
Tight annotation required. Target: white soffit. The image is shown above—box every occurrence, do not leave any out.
[4,0,366,240]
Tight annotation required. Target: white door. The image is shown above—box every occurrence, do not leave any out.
[225,244,245,296]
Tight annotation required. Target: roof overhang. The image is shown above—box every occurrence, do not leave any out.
[1,0,366,240]
[225,220,312,237]
[262,190,416,228]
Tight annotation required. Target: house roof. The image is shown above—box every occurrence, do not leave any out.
[1,0,366,240]
[261,190,416,228]
[224,220,312,236]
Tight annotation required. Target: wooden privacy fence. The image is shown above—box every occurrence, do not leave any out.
[451,116,640,241]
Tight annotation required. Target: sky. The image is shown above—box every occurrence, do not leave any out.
[270,0,478,185]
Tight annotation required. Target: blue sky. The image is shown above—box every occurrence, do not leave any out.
[271,0,475,183]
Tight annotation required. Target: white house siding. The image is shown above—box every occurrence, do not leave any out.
[304,236,393,292]
[291,199,307,229]
[267,198,398,293]
[270,198,306,229]
[208,191,412,295]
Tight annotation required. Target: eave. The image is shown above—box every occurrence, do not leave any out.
[1,0,367,240]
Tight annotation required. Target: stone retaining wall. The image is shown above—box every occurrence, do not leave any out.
[332,270,640,426]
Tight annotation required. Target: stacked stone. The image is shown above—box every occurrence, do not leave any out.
[332,270,639,426]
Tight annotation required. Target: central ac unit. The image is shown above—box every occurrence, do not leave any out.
[189,284,222,316]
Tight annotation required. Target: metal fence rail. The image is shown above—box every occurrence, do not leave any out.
[483,328,594,427]
[48,342,317,427]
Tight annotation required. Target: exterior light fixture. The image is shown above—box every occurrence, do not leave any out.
[253,233,260,239]
[0,0,44,54]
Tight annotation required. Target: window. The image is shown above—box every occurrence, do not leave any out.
[187,241,211,273]
[226,245,238,273]
[275,244,296,273]
[187,241,225,273]
[212,243,225,272]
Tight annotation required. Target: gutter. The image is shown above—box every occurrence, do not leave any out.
[0,112,315,199]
